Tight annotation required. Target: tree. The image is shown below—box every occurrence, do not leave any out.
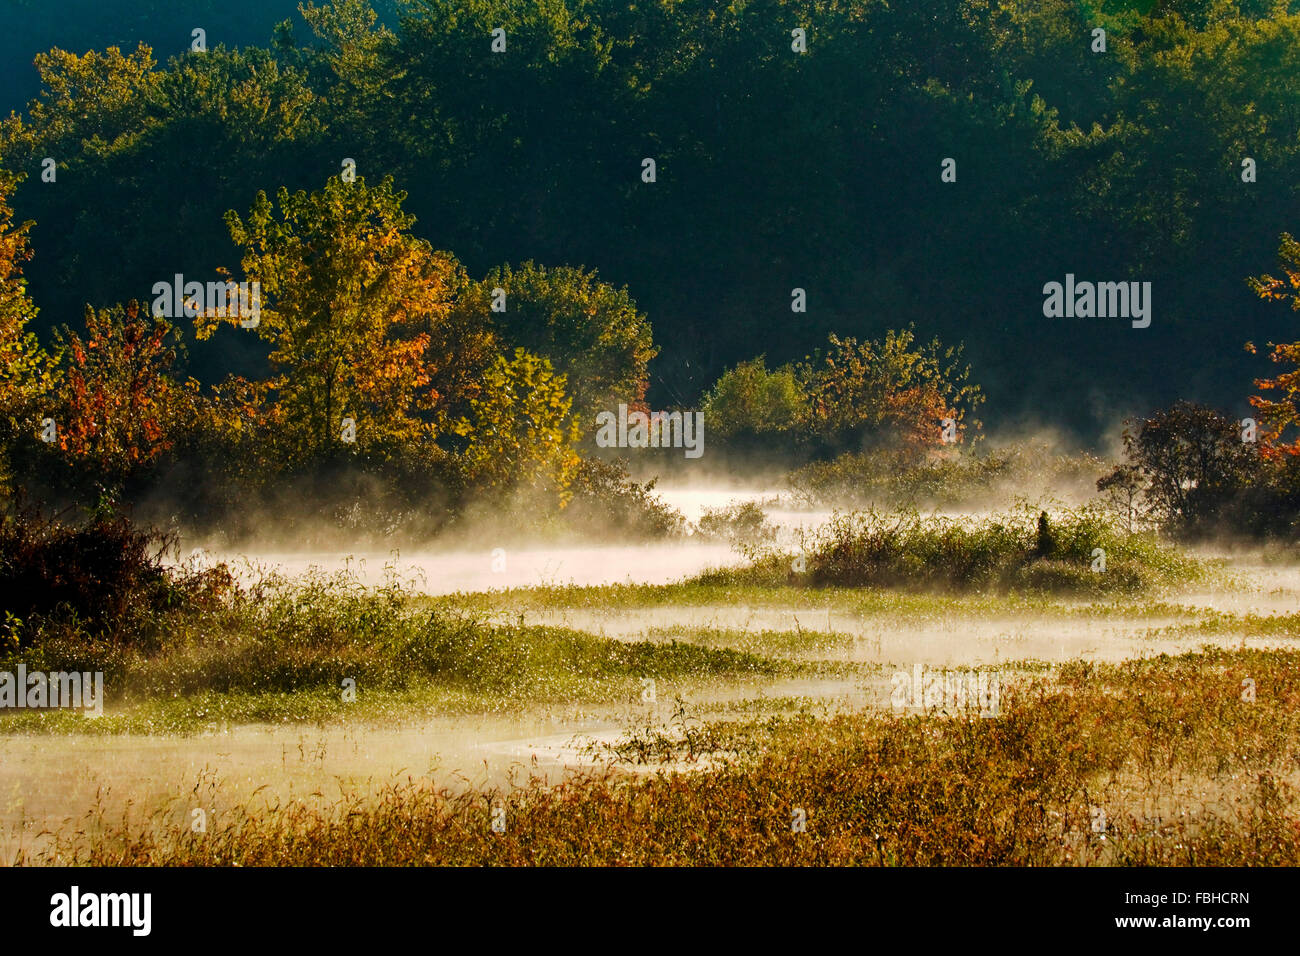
[459,261,657,428]
[0,43,159,170]
[1097,463,1144,533]
[796,330,983,460]
[451,348,580,504]
[297,0,397,140]
[701,357,807,444]
[1247,233,1300,458]
[208,175,465,465]
[53,299,184,493]
[0,175,55,498]
[1119,401,1258,532]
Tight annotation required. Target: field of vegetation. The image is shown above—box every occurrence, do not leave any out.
[2,496,1298,866]
[18,640,1300,866]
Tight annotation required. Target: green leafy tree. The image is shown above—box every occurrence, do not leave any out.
[297,0,397,139]
[701,357,807,443]
[0,43,159,169]
[460,261,657,427]
[146,43,322,161]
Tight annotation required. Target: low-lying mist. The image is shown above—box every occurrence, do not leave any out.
[166,431,1128,595]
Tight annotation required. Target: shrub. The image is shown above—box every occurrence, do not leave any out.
[563,457,685,540]
[789,442,1107,509]
[695,501,778,549]
[0,507,215,648]
[700,357,807,445]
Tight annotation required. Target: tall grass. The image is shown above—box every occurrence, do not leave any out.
[29,647,1299,866]
[703,505,1206,595]
[0,564,788,730]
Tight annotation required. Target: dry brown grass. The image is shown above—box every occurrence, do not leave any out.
[26,646,1299,866]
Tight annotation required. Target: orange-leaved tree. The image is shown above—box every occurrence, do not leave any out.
[206,175,465,465]
[1247,233,1300,459]
[53,299,184,490]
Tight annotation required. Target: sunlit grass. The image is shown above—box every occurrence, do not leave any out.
[0,540,1272,737]
[644,624,857,657]
[29,646,1299,866]
[706,505,1215,596]
[0,568,804,734]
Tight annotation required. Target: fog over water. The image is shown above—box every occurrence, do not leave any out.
[186,485,1114,593]
[193,486,798,593]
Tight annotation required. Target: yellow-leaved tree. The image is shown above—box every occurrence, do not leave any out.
[0,174,55,498]
[452,347,581,506]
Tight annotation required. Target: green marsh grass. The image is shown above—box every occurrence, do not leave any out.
[699,505,1212,596]
[0,567,795,734]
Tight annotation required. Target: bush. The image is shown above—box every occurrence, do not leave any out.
[788,442,1107,509]
[0,507,218,648]
[694,501,778,549]
[700,357,807,446]
[562,457,685,540]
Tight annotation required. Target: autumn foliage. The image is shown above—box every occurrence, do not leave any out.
[0,173,659,531]
[1247,233,1300,459]
[54,300,182,487]
[703,329,983,462]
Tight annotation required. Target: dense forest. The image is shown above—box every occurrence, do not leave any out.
[3,0,1300,538]
[2,0,1298,426]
